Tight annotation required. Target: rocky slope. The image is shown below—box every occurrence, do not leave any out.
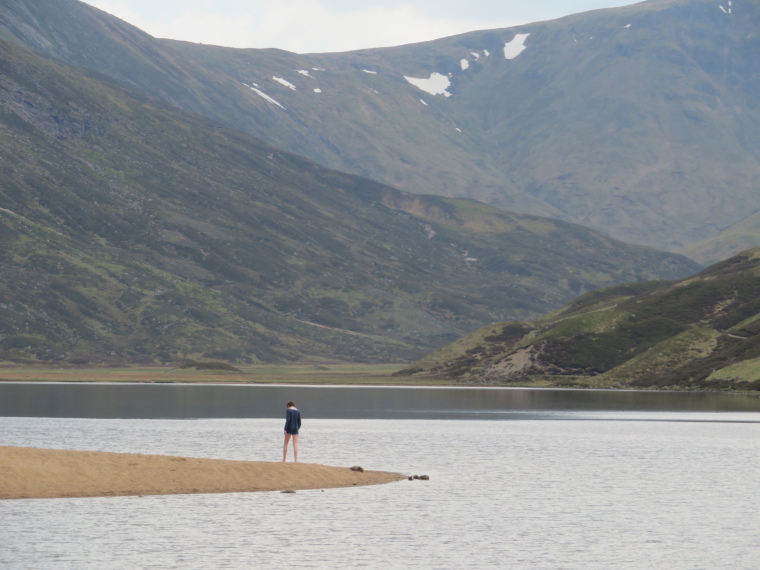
[2,0,759,251]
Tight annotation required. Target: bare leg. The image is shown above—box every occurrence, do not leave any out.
[292,434,299,463]
[281,433,291,462]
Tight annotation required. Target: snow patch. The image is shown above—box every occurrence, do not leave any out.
[312,67,325,71]
[243,83,286,110]
[362,69,377,74]
[719,4,727,13]
[420,99,429,106]
[296,69,313,77]
[460,59,469,70]
[455,127,462,133]
[273,76,296,90]
[314,88,322,93]
[471,52,480,60]
[484,49,490,56]
[624,23,632,28]
[404,72,451,97]
[504,33,530,60]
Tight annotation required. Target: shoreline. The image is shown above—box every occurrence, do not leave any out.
[0,446,406,500]
[0,367,757,393]
[1,378,758,394]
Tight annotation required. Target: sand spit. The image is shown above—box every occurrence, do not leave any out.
[0,446,405,500]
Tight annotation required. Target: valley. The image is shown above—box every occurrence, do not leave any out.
[0,36,696,365]
[0,0,758,387]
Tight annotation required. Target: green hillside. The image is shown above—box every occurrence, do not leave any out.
[0,39,697,366]
[397,248,760,391]
[3,0,759,251]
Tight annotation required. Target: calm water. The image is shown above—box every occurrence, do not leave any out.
[2,386,760,568]
[2,383,760,418]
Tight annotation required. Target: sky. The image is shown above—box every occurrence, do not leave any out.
[80,0,638,53]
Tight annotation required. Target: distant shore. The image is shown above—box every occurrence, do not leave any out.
[0,363,452,386]
[0,446,405,500]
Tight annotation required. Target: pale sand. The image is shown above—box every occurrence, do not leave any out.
[0,446,405,500]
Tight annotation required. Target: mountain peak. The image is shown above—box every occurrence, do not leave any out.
[4,0,756,251]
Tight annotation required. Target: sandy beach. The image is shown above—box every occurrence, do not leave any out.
[0,446,405,500]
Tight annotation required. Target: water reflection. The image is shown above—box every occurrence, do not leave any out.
[1,383,759,419]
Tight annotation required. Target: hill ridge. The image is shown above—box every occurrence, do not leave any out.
[397,248,760,390]
[2,0,759,251]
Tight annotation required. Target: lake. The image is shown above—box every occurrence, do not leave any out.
[1,385,760,568]
[2,382,760,419]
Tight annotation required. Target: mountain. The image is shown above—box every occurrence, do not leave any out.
[397,248,760,391]
[0,38,698,365]
[1,0,758,252]
[682,206,760,264]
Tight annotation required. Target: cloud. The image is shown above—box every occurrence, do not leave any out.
[242,2,516,53]
[84,0,518,53]
[84,0,154,31]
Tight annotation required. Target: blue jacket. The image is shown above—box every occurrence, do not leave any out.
[284,407,301,434]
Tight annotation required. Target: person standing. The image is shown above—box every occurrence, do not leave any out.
[281,401,301,463]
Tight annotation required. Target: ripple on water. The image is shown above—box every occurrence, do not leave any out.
[1,416,760,569]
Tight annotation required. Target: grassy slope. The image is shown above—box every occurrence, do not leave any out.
[398,248,760,390]
[0,39,698,365]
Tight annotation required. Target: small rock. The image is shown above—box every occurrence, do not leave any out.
[350,465,364,472]
[419,475,430,480]
[281,490,296,494]
[408,476,414,481]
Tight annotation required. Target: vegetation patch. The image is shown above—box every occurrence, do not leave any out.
[600,327,719,385]
[708,357,760,383]
[176,361,243,373]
